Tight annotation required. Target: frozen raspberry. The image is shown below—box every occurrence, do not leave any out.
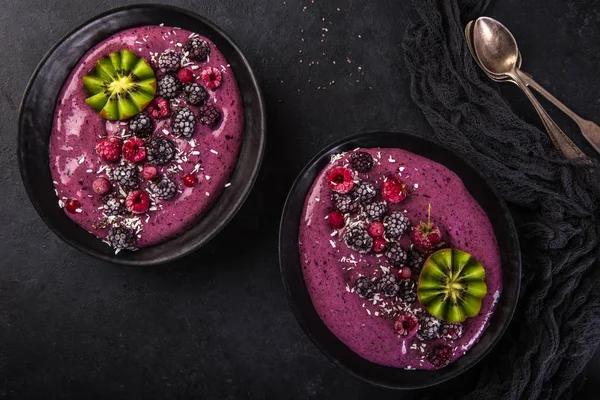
[427,344,453,368]
[382,177,408,203]
[65,199,80,213]
[92,177,111,195]
[200,67,222,89]
[142,165,158,180]
[177,68,194,84]
[412,204,442,250]
[126,190,150,214]
[368,221,384,237]
[372,237,387,253]
[327,167,355,194]
[95,137,122,162]
[146,97,171,119]
[183,173,197,187]
[327,211,345,228]
[397,266,412,280]
[122,138,147,163]
[393,313,419,338]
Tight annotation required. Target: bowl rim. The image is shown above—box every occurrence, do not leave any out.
[278,130,521,389]
[17,3,266,266]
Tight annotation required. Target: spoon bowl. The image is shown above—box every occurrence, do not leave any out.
[473,17,520,77]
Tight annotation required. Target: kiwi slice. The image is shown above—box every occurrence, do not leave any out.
[417,248,487,323]
[82,49,156,120]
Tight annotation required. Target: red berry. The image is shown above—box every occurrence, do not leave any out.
[65,198,81,213]
[327,167,355,194]
[327,211,345,228]
[427,344,453,368]
[368,221,385,237]
[182,173,197,187]
[146,97,171,119]
[200,67,222,89]
[142,165,158,180]
[372,237,387,253]
[397,266,412,280]
[92,177,111,195]
[382,177,408,203]
[122,137,147,163]
[177,68,194,84]
[125,190,150,214]
[95,137,122,162]
[411,204,442,250]
[393,313,419,338]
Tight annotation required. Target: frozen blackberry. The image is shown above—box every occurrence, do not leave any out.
[112,163,139,190]
[158,50,182,72]
[378,273,400,298]
[384,211,410,238]
[427,344,453,368]
[332,192,358,214]
[102,195,125,216]
[150,176,178,200]
[157,74,182,99]
[171,107,196,137]
[197,104,221,127]
[385,242,408,266]
[183,83,208,105]
[146,137,176,165]
[408,247,427,273]
[349,151,374,173]
[184,38,211,62]
[343,226,373,253]
[128,113,154,139]
[398,279,417,303]
[417,313,442,340]
[353,181,376,204]
[354,276,376,299]
[106,225,137,250]
[440,323,463,341]
[365,201,387,221]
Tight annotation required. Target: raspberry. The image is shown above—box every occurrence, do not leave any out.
[95,137,122,162]
[65,199,80,213]
[384,211,410,238]
[157,74,182,99]
[150,176,178,200]
[111,163,140,190]
[183,173,197,187]
[146,97,171,119]
[385,242,408,266]
[364,201,387,221]
[417,313,442,340]
[332,193,358,213]
[197,104,221,127]
[92,177,111,195]
[126,190,150,214]
[142,165,158,180]
[183,83,208,105]
[102,195,125,216]
[106,225,137,251]
[440,323,464,341]
[171,107,196,137]
[343,226,373,253]
[382,177,408,203]
[398,279,417,303]
[328,167,355,194]
[427,344,453,368]
[122,138,147,163]
[349,151,374,173]
[128,113,154,139]
[354,276,376,299]
[378,273,400,298]
[185,38,211,62]
[368,221,384,237]
[177,68,194,84]
[158,50,181,72]
[146,137,176,165]
[200,67,222,89]
[353,181,376,204]
[394,313,419,338]
[412,204,442,250]
[372,237,387,253]
[397,266,412,280]
[327,211,345,228]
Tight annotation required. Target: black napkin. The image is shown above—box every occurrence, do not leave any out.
[403,0,600,398]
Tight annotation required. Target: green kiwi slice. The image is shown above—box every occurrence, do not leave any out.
[82,49,156,120]
[417,248,487,323]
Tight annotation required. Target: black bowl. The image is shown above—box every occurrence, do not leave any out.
[18,4,266,266]
[279,131,520,389]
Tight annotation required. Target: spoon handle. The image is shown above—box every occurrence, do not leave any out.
[511,70,586,159]
[519,73,600,154]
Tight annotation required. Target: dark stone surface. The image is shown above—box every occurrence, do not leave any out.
[0,0,598,398]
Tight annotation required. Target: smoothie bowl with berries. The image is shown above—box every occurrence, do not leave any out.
[279,132,520,388]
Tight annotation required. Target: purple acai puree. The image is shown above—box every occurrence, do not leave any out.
[298,148,502,370]
[48,26,244,249]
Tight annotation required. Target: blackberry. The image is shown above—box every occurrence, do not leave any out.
[171,107,196,137]
[106,225,137,250]
[384,211,410,238]
[349,151,374,173]
[385,242,408,266]
[128,113,154,139]
[354,277,376,299]
[365,201,387,221]
[112,163,139,190]
[378,273,400,298]
[398,279,417,303]
[102,195,125,216]
[157,74,182,99]
[150,176,178,200]
[158,50,182,72]
[197,104,221,127]
[146,137,176,165]
[332,193,358,214]
[353,181,376,204]
[343,226,373,253]
[417,313,442,340]
[408,247,427,273]
[183,83,208,105]
[440,323,463,341]
[184,38,211,62]
[427,344,453,368]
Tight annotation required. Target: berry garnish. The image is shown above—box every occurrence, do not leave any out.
[440,323,464,341]
[372,237,387,253]
[327,211,345,228]
[65,199,81,213]
[183,173,198,187]
[343,226,373,253]
[92,177,111,195]
[106,225,137,250]
[398,279,417,303]
[122,137,147,163]
[349,151,374,173]
[157,74,182,99]
[197,104,221,127]
[354,276,376,299]
[142,165,158,180]
[397,266,412,280]
[365,201,387,221]
[158,50,182,72]
[385,242,408,266]
[128,113,154,139]
[368,221,384,237]
[200,67,222,89]
[378,273,401,298]
[332,193,358,213]
[393,313,419,338]
[382,177,408,203]
[427,344,453,368]
[411,204,442,250]
[327,167,355,194]
[146,97,171,119]
[95,137,122,162]
[417,313,442,340]
[185,38,211,62]
[126,190,150,214]
[171,107,196,137]
[177,68,194,84]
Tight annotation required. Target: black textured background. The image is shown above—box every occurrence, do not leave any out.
[1,0,599,398]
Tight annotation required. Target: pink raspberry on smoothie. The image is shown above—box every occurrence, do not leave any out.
[177,68,194,84]
[122,138,147,163]
[382,177,407,203]
[411,204,442,250]
[95,137,122,162]
[126,190,150,214]
[328,167,355,194]
[146,97,171,119]
[200,67,222,89]
[327,211,345,228]
[92,177,111,195]
[368,221,385,237]
[142,165,158,180]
